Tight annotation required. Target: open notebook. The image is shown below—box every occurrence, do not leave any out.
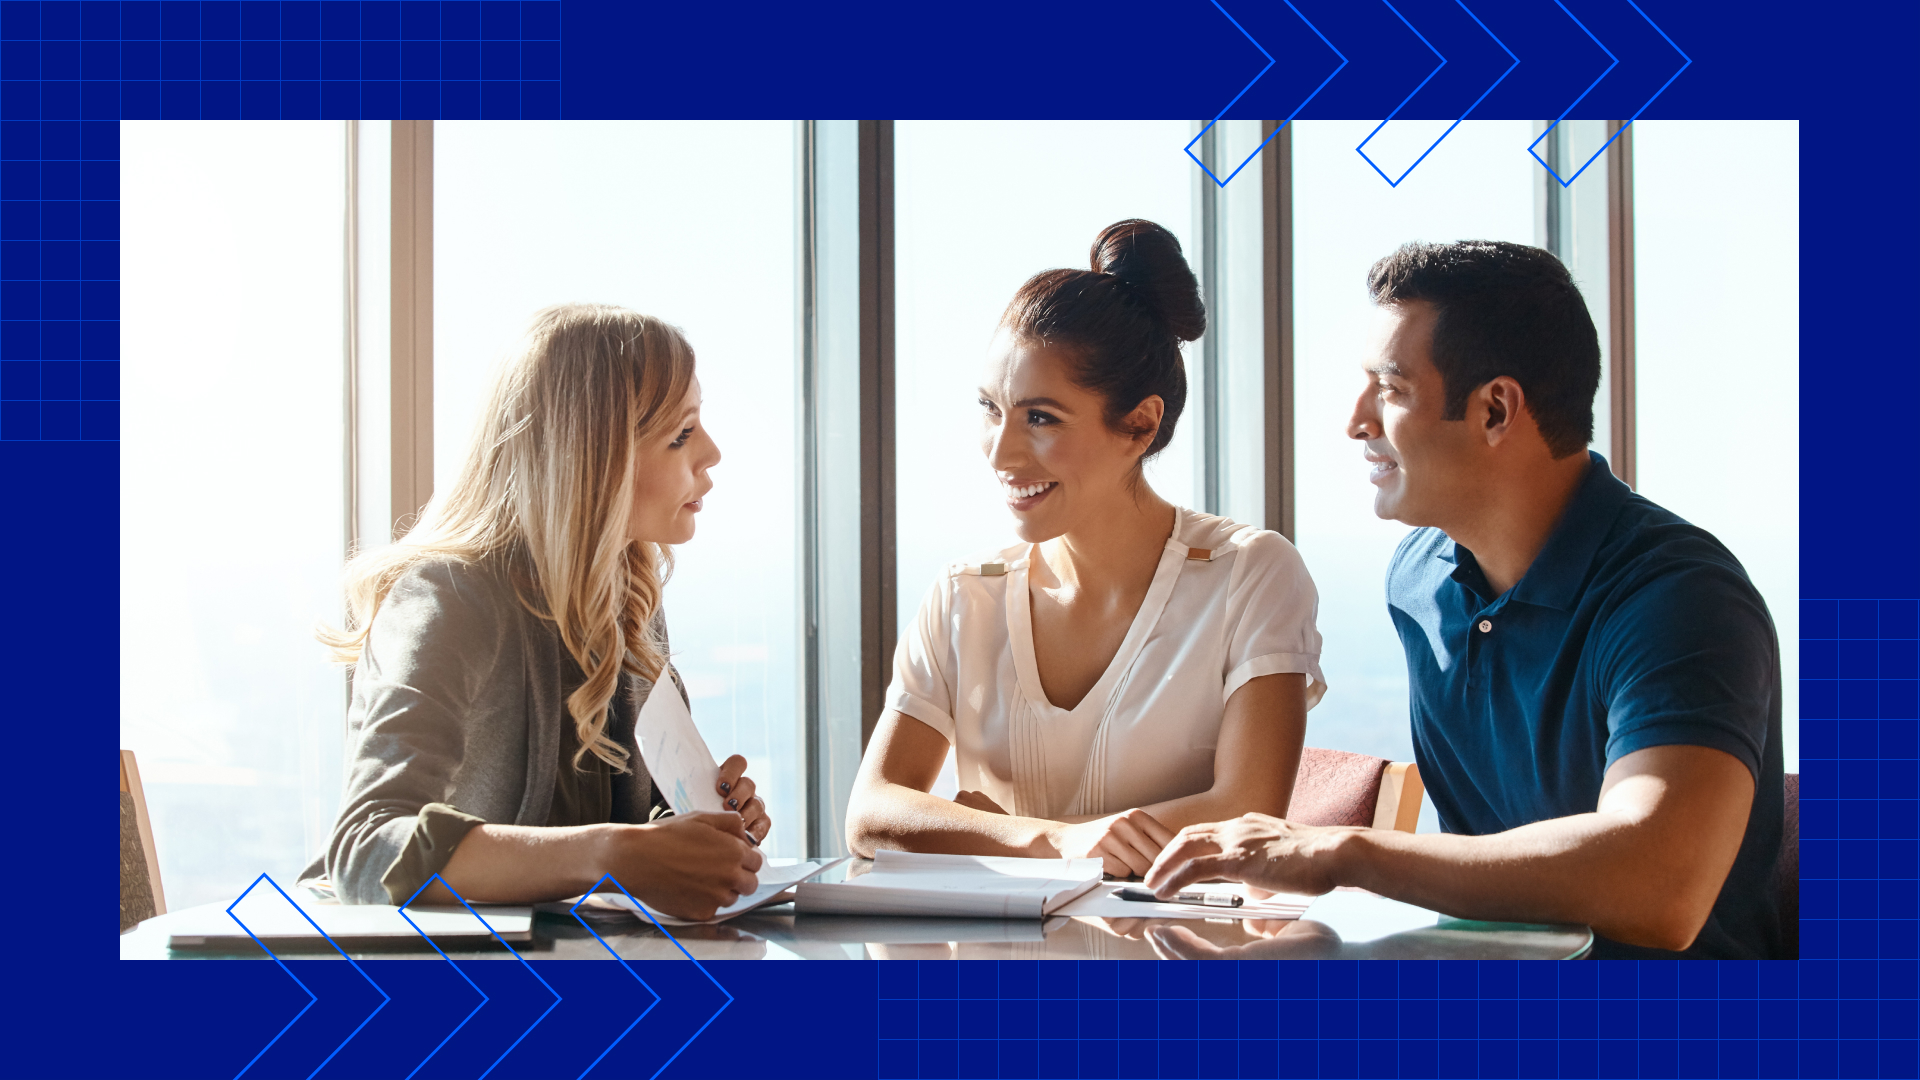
[794,851,1104,919]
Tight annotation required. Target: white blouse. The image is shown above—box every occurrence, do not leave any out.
[886,508,1325,820]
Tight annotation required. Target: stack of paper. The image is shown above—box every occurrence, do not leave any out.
[795,851,1103,919]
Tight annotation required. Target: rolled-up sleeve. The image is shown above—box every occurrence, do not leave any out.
[378,803,489,904]
[886,574,959,741]
[325,561,512,904]
[1222,531,1327,710]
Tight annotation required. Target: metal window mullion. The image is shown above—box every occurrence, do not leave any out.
[797,120,825,856]
[858,121,897,756]
[1197,124,1222,516]
[390,120,434,538]
[1606,119,1636,489]
[1262,119,1294,541]
[344,120,360,562]
[343,120,361,731]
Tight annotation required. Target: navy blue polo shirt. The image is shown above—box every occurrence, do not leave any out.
[1387,452,1786,959]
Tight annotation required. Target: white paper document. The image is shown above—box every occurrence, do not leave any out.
[565,858,850,926]
[1298,888,1441,942]
[1054,882,1316,921]
[634,676,725,815]
[795,851,1104,919]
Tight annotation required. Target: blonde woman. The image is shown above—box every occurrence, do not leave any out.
[304,304,768,920]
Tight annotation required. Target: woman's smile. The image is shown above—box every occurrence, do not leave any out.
[1003,478,1058,510]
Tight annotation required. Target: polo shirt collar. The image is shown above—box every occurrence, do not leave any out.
[1434,452,1633,612]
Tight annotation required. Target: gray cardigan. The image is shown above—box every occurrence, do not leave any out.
[302,555,664,904]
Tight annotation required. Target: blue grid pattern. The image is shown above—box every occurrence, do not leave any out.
[877,957,1916,1078]
[0,1,562,119]
[0,1,562,442]
[0,113,114,440]
[1800,599,1920,962]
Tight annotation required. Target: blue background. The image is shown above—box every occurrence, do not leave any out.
[4,1,1913,1076]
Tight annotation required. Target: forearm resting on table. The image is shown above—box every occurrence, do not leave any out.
[845,780,1058,859]
[1322,747,1754,951]
[847,709,1063,858]
[418,822,617,904]
[1076,673,1303,830]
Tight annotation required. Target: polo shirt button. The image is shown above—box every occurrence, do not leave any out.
[1478,619,1493,633]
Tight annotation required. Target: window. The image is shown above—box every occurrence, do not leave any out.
[120,122,348,908]
[1634,120,1800,769]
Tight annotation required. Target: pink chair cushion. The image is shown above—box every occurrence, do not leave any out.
[1289,746,1390,828]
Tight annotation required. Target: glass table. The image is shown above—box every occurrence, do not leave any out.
[123,869,1590,962]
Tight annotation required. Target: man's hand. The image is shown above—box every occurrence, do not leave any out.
[1144,813,1354,898]
[1144,746,1757,953]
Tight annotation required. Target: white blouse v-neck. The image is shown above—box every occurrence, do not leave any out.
[886,507,1326,820]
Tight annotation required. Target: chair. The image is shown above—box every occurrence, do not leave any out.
[1776,772,1798,959]
[121,750,166,932]
[1287,746,1425,832]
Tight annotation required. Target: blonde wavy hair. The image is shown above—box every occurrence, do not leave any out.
[321,303,697,771]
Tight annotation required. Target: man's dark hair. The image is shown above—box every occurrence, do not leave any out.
[1367,240,1600,458]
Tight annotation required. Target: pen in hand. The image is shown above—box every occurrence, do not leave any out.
[1115,886,1243,908]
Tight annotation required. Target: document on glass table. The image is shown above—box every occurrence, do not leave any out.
[795,851,1105,918]
[634,674,726,815]
[561,858,851,926]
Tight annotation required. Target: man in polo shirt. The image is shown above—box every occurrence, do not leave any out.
[1146,240,1786,959]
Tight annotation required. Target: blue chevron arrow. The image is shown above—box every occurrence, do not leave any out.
[394,876,494,1080]
[226,873,390,1080]
[571,874,731,1080]
[1186,0,1347,188]
[568,876,663,1079]
[226,876,318,1080]
[413,884,565,1080]
[1356,0,1519,186]
[1530,0,1692,186]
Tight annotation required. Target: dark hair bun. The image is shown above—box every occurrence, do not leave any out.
[1090,219,1206,343]
[997,218,1203,462]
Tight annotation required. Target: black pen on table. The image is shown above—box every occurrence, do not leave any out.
[1115,886,1243,908]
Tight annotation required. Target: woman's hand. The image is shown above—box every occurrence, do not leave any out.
[598,812,763,921]
[716,754,771,846]
[1047,808,1176,878]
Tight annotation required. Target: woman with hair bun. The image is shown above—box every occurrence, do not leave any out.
[846,220,1325,877]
